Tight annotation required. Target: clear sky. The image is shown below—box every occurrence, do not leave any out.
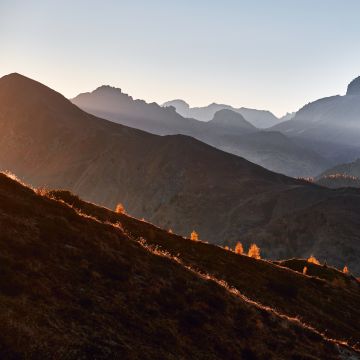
[1,0,360,116]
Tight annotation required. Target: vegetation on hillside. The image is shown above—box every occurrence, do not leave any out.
[0,172,357,358]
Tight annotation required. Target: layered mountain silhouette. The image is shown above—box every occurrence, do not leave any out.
[162,99,280,128]
[72,84,328,177]
[1,73,360,273]
[271,76,360,164]
[0,172,359,358]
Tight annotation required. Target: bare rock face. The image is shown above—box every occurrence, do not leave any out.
[347,76,360,96]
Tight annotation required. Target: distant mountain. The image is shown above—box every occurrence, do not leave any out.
[212,131,329,178]
[271,76,360,163]
[163,99,280,128]
[279,111,296,121]
[72,85,328,177]
[319,158,360,178]
[72,86,203,136]
[208,109,256,131]
[1,173,359,358]
[316,174,360,189]
[1,73,360,273]
[347,75,360,96]
[236,107,280,128]
[315,158,360,188]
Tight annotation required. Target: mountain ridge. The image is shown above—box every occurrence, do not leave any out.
[0,171,358,358]
[1,73,360,273]
[72,83,329,177]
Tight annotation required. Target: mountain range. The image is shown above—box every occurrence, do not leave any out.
[72,84,329,177]
[270,76,360,164]
[162,99,282,128]
[1,73,360,273]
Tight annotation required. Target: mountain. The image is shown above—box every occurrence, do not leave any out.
[1,73,360,273]
[162,99,280,128]
[279,111,296,121]
[209,130,329,178]
[207,109,256,132]
[72,85,328,177]
[271,76,360,163]
[315,159,360,188]
[71,85,203,136]
[316,174,360,189]
[347,76,360,96]
[0,172,359,358]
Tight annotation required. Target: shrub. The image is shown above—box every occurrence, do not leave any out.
[248,244,261,259]
[234,242,243,255]
[190,230,199,241]
[115,203,125,214]
[307,255,320,265]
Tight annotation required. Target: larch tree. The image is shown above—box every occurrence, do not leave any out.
[190,230,199,241]
[307,255,320,265]
[248,244,261,259]
[235,242,244,255]
[115,203,125,214]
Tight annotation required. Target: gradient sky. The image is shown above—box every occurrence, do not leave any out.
[1,0,360,116]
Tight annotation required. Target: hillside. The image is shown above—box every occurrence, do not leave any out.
[316,175,360,189]
[72,85,328,177]
[0,172,359,359]
[1,73,360,273]
[48,187,360,348]
[315,159,360,188]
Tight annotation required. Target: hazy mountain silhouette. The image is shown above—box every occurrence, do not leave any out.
[207,109,256,131]
[271,76,360,164]
[1,73,360,273]
[163,99,280,128]
[279,111,296,121]
[0,172,358,358]
[72,85,328,177]
[347,75,360,96]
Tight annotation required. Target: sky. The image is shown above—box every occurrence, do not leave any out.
[1,0,360,117]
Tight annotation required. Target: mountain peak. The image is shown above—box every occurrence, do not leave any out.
[210,109,256,130]
[346,76,360,96]
[0,72,70,107]
[94,85,123,94]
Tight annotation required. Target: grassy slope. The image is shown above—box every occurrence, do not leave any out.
[0,173,357,359]
[47,188,360,349]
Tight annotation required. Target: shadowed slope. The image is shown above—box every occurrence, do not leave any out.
[48,188,360,347]
[0,173,357,359]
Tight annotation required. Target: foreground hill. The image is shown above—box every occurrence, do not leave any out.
[0,172,358,359]
[73,85,328,176]
[1,73,360,273]
[48,187,360,348]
